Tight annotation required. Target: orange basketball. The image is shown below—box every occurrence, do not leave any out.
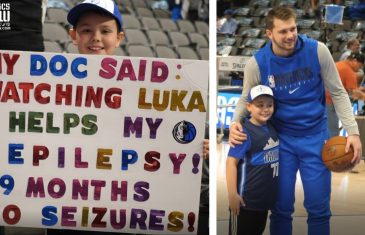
[322,136,354,172]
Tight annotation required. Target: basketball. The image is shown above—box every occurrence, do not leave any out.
[322,136,354,172]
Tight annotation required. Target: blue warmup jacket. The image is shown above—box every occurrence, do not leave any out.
[254,35,326,136]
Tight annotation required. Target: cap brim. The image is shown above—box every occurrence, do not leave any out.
[67,3,122,30]
[248,94,273,102]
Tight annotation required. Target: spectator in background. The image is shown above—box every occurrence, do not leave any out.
[217,9,238,36]
[326,52,365,138]
[340,38,361,61]
[0,0,46,51]
[151,0,169,10]
[167,0,190,22]
[340,38,364,82]
[197,0,209,22]
[167,0,182,21]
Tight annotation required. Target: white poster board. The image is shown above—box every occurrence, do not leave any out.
[0,50,208,234]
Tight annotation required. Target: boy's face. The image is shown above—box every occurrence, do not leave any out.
[247,96,274,126]
[69,12,124,55]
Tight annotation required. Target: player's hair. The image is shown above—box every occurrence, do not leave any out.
[265,6,297,30]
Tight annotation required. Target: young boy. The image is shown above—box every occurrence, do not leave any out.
[226,85,279,235]
[67,0,124,55]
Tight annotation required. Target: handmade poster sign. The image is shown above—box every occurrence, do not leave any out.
[0,50,208,234]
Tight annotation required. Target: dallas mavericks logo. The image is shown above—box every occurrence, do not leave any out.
[268,75,275,88]
[172,121,196,144]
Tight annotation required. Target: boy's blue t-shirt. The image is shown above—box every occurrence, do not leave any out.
[228,119,279,210]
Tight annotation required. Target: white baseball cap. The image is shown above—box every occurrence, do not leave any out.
[247,85,274,102]
[67,0,123,30]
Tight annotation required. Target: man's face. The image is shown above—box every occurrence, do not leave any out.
[350,41,360,53]
[266,18,297,57]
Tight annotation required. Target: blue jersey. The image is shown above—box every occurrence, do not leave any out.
[228,119,279,210]
[254,35,326,136]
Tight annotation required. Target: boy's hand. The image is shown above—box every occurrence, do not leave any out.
[228,122,247,147]
[228,193,245,216]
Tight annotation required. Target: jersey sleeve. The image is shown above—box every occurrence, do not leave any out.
[318,42,359,135]
[227,127,251,159]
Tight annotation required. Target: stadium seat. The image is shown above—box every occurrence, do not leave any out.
[43,22,70,42]
[252,7,271,17]
[152,8,171,18]
[116,0,133,8]
[239,28,262,38]
[147,30,170,46]
[127,45,155,57]
[46,8,69,25]
[155,46,178,59]
[177,20,196,33]
[159,18,179,32]
[217,37,236,46]
[354,21,365,30]
[195,21,209,36]
[241,47,259,56]
[249,0,271,8]
[299,29,322,40]
[136,7,154,17]
[123,15,142,29]
[341,19,354,31]
[115,47,127,56]
[141,17,161,30]
[169,31,191,47]
[296,19,315,29]
[188,32,209,48]
[132,0,148,9]
[65,41,78,54]
[176,47,199,60]
[199,47,209,60]
[217,45,233,56]
[44,41,64,53]
[276,0,296,7]
[335,31,359,42]
[236,17,253,27]
[241,38,266,49]
[235,8,251,16]
[124,29,150,45]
